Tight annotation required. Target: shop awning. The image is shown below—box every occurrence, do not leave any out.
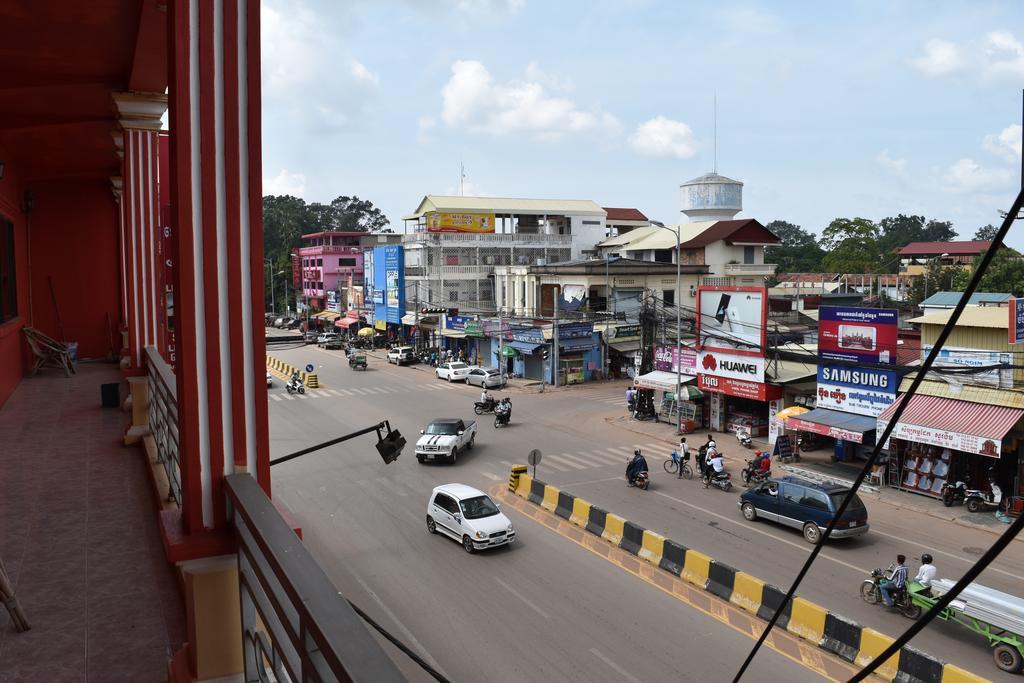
[634,371,696,393]
[786,408,877,445]
[335,315,359,328]
[559,338,595,353]
[441,329,467,338]
[320,311,341,321]
[374,319,387,331]
[609,340,641,353]
[509,341,542,354]
[400,313,437,327]
[876,394,1024,458]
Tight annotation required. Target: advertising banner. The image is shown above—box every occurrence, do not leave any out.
[698,350,766,383]
[653,345,698,375]
[426,212,496,233]
[511,326,545,344]
[877,418,1002,457]
[787,416,869,444]
[609,324,641,340]
[464,321,484,337]
[445,315,473,330]
[923,345,1014,389]
[558,322,593,339]
[483,320,511,339]
[818,307,898,364]
[1011,298,1024,344]
[698,375,782,401]
[697,287,767,357]
[816,365,899,417]
[560,285,588,312]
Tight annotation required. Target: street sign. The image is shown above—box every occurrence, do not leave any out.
[1011,298,1024,344]
[305,363,314,373]
[528,448,542,478]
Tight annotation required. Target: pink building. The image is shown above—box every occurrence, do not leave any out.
[298,231,366,308]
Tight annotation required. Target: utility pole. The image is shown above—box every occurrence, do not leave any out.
[552,284,560,388]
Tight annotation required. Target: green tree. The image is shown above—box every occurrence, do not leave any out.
[951,248,1024,296]
[764,220,825,273]
[973,224,999,241]
[907,261,961,305]
[876,214,957,268]
[330,195,391,232]
[820,217,880,273]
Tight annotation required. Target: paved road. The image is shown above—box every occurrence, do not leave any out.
[265,337,1020,680]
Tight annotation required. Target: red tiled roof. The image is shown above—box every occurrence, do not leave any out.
[897,240,992,256]
[603,207,649,222]
[678,219,781,249]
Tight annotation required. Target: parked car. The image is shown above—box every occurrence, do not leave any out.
[465,366,506,388]
[285,319,301,330]
[266,371,273,388]
[323,335,343,350]
[436,362,471,382]
[317,332,339,348]
[426,484,515,553]
[273,316,287,328]
[738,476,869,544]
[387,346,416,365]
[304,330,318,343]
[415,418,477,463]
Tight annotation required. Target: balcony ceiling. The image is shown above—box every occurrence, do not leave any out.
[0,0,167,182]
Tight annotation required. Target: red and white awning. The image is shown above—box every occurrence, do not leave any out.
[876,394,1023,458]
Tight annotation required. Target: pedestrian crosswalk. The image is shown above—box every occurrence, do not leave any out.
[268,382,458,402]
[497,442,671,473]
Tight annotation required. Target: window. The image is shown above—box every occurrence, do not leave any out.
[582,220,601,225]
[743,246,755,264]
[0,217,16,323]
[316,258,322,267]
[662,289,675,306]
[800,489,831,511]
[433,494,456,513]
[338,257,357,267]
[449,291,459,302]
[781,485,803,505]
[653,249,673,263]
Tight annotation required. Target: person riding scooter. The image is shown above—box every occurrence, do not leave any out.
[494,397,512,425]
[705,449,728,484]
[626,449,649,487]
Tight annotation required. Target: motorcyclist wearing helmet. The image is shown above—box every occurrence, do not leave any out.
[756,450,771,474]
[914,553,937,597]
[626,448,649,484]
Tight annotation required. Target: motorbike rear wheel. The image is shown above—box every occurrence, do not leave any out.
[900,601,922,620]
[860,580,880,604]
[942,489,954,507]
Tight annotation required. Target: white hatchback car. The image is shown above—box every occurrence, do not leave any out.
[426,484,516,553]
[435,361,470,382]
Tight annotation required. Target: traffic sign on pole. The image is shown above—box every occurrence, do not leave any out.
[528,449,542,478]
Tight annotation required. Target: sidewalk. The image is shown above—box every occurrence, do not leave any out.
[604,414,1016,538]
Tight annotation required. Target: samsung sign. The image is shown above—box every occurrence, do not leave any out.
[816,365,898,417]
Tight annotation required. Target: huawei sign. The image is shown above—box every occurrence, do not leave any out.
[702,354,717,371]
[697,351,766,383]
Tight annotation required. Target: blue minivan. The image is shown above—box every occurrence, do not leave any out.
[738,476,869,544]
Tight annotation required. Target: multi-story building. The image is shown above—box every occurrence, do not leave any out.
[296,231,401,309]
[400,195,610,312]
[898,240,992,277]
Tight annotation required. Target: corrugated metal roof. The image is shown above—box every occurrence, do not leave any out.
[877,393,1023,438]
[598,222,718,251]
[920,291,1012,307]
[897,379,1024,409]
[897,240,992,256]
[405,195,606,219]
[908,307,1009,329]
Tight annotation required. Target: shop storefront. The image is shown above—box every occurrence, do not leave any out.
[510,327,546,381]
[464,321,486,365]
[400,313,438,348]
[557,322,599,385]
[606,324,642,379]
[877,394,1024,500]
[642,345,700,427]
[440,315,477,361]
[334,311,361,337]
[482,319,512,374]
[698,374,782,437]
[786,408,878,457]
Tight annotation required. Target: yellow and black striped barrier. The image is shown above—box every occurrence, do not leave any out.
[267,355,319,389]
[508,469,988,683]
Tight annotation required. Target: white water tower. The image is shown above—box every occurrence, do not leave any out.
[679,172,743,222]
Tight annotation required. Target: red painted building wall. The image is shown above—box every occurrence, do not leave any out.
[28,179,120,362]
[0,150,31,408]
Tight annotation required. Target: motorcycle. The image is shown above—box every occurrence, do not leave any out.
[285,376,306,395]
[860,566,922,619]
[735,427,753,449]
[965,482,1004,514]
[702,470,733,492]
[741,458,771,487]
[474,397,498,415]
[494,401,512,428]
[625,455,650,490]
[941,479,969,507]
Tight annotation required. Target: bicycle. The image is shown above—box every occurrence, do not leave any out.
[663,451,693,479]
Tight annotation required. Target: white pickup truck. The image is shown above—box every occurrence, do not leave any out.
[415,418,477,464]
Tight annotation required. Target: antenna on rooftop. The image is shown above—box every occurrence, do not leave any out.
[713,91,718,174]
[460,160,466,197]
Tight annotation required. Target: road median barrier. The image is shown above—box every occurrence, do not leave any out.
[266,355,318,388]
[506,468,968,683]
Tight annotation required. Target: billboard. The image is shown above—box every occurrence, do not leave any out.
[653,344,698,375]
[816,365,898,417]
[818,307,897,364]
[371,246,404,324]
[426,212,496,233]
[697,287,767,357]
[698,349,766,383]
[922,345,1014,389]
[1011,298,1024,344]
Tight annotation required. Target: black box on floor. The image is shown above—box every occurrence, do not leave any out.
[101,382,120,408]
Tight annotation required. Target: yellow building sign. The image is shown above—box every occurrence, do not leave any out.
[426,212,495,233]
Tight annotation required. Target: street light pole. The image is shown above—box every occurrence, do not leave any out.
[264,258,275,315]
[652,222,682,433]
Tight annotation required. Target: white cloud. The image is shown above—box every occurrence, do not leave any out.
[350,60,380,88]
[720,7,782,34]
[439,60,619,137]
[628,116,697,159]
[263,169,307,197]
[911,39,966,77]
[912,31,1024,80]
[453,0,524,14]
[524,61,573,92]
[876,149,907,174]
[983,124,1023,164]
[942,158,1013,193]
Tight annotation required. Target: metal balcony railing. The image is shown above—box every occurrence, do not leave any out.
[145,346,182,506]
[226,474,403,682]
[405,232,571,244]
[722,263,777,274]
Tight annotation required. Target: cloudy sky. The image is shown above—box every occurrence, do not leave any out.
[260,0,1024,251]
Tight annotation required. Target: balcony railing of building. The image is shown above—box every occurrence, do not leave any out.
[405,264,504,277]
[723,262,777,274]
[405,232,572,244]
[227,473,403,682]
[145,346,182,506]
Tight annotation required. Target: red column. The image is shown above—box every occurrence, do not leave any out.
[168,0,270,534]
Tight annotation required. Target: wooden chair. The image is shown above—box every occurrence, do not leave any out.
[22,326,75,377]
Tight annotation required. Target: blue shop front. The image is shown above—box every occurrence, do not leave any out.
[366,245,406,342]
[555,322,601,385]
[440,314,479,362]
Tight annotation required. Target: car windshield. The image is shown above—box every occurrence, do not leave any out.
[425,422,460,435]
[831,491,865,513]
[459,495,500,519]
[485,370,500,376]
[450,363,468,370]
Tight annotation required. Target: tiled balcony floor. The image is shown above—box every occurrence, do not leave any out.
[0,364,185,681]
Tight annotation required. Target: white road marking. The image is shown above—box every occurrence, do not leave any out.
[281,394,295,400]
[550,453,593,469]
[336,388,354,396]
[580,450,623,466]
[352,575,450,679]
[563,476,623,487]
[494,577,551,619]
[589,648,642,683]
[347,387,369,395]
[652,490,868,574]
[479,471,502,481]
[327,389,344,396]
[269,394,282,402]
[304,392,319,399]
[538,459,574,473]
[869,526,1024,582]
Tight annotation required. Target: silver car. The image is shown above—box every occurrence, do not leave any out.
[465,366,506,388]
